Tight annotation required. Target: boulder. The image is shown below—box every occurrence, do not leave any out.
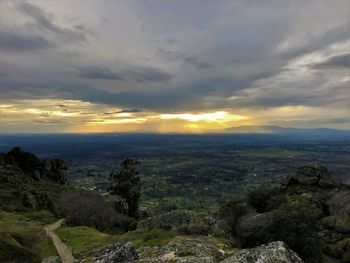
[234,211,274,245]
[222,241,303,263]
[137,210,230,237]
[282,165,337,188]
[6,147,43,180]
[42,159,67,184]
[93,242,138,263]
[41,256,61,263]
[138,238,225,263]
[0,147,67,185]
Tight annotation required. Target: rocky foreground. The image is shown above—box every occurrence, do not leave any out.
[90,165,350,263]
[1,148,349,263]
[93,240,303,263]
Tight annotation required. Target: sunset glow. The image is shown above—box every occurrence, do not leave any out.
[0,1,349,133]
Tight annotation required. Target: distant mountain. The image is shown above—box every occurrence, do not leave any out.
[224,125,350,135]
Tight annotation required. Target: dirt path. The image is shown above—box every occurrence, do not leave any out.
[45,219,75,263]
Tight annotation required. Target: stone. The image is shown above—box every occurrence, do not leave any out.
[42,256,61,263]
[234,211,273,243]
[42,159,68,184]
[138,237,225,263]
[282,165,338,188]
[1,147,67,184]
[93,242,138,263]
[222,241,304,263]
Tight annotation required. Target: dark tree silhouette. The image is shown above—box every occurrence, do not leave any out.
[110,159,140,218]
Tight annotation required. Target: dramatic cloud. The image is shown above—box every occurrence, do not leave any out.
[0,0,349,132]
[311,53,349,68]
[75,66,122,80]
[183,57,213,69]
[17,1,87,43]
[0,30,52,52]
[125,67,173,82]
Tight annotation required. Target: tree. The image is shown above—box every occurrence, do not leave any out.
[110,159,141,218]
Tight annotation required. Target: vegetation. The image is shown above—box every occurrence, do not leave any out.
[1,138,350,262]
[110,159,141,218]
[0,211,57,263]
[220,177,350,263]
[217,200,248,234]
[55,226,176,259]
[60,191,124,231]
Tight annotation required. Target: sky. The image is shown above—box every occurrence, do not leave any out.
[0,0,349,133]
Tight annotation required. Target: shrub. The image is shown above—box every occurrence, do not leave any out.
[266,206,322,263]
[114,217,137,232]
[60,191,123,231]
[218,200,248,233]
[239,203,323,263]
[247,186,280,213]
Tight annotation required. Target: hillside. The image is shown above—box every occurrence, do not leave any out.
[0,147,69,213]
[0,148,350,262]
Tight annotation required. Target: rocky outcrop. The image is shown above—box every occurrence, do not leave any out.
[281,165,338,188]
[42,256,61,263]
[222,241,303,263]
[138,238,225,263]
[93,239,303,263]
[1,147,67,184]
[0,147,68,213]
[42,159,68,184]
[329,191,350,232]
[234,211,274,244]
[137,210,230,237]
[93,242,139,263]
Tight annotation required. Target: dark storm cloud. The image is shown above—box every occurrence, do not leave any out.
[183,57,212,69]
[75,66,123,80]
[311,53,349,69]
[74,66,172,82]
[0,30,52,52]
[17,1,87,43]
[125,67,172,82]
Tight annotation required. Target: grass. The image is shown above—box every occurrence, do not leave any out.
[55,226,117,258]
[0,210,57,263]
[55,225,177,259]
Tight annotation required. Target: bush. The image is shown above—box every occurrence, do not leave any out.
[114,217,137,232]
[60,191,123,231]
[239,203,323,263]
[266,206,322,263]
[247,186,280,213]
[23,210,56,224]
[218,200,248,234]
